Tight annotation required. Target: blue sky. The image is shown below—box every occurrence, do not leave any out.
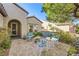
[18,3,79,24]
[18,3,47,21]
[72,18,79,25]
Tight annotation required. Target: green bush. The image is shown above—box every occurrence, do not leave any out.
[0,29,11,55]
[57,31,76,45]
[0,48,5,56]
[0,29,11,49]
[67,46,77,56]
[75,29,79,34]
[75,24,79,33]
[0,38,11,49]
[33,32,42,37]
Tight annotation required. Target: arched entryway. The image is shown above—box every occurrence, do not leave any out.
[8,20,21,38]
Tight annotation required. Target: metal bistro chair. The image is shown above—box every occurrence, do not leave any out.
[26,32,34,41]
[37,37,47,48]
[48,35,59,48]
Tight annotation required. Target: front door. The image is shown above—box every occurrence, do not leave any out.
[11,22,18,36]
[8,20,21,38]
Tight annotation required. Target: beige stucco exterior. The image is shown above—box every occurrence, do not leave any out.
[42,21,71,32]
[2,3,28,38]
[55,24,70,32]
[27,16,42,32]
[0,3,42,38]
[0,13,3,28]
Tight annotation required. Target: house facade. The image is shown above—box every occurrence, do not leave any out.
[27,16,42,32]
[0,3,42,38]
[42,20,75,32]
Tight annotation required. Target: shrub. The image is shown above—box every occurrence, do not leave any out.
[67,46,77,56]
[75,29,79,34]
[0,30,5,44]
[33,32,42,37]
[75,24,79,34]
[0,38,11,49]
[0,28,11,55]
[0,29,11,56]
[57,31,76,45]
[0,48,5,56]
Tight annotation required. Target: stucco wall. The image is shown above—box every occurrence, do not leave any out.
[0,13,3,28]
[27,17,42,32]
[42,21,70,32]
[2,3,28,38]
[57,25,70,32]
[42,21,48,30]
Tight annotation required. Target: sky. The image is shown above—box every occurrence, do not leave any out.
[18,3,47,21]
[72,18,79,25]
[18,3,79,25]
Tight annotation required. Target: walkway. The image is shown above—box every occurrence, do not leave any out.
[9,39,71,56]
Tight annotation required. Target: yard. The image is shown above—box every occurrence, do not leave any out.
[0,30,78,56]
[1,3,79,56]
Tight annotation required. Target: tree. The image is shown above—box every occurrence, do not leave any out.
[74,3,79,17]
[42,3,75,23]
[75,24,79,33]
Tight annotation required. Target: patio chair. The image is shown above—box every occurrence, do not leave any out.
[37,37,47,48]
[26,32,34,41]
